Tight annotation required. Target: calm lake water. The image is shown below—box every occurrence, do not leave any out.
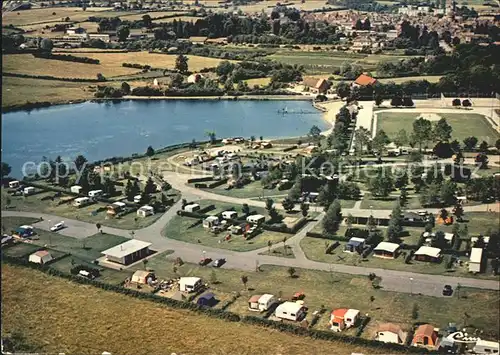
[2,100,327,177]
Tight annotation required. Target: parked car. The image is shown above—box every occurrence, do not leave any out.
[50,221,65,232]
[213,258,226,267]
[442,285,453,296]
[199,257,212,266]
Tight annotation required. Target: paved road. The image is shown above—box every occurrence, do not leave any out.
[4,208,499,297]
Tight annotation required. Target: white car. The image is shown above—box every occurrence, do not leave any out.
[50,222,65,232]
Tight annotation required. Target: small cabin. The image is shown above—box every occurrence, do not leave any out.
[8,180,20,189]
[179,277,202,293]
[221,211,237,220]
[246,214,265,225]
[23,187,35,195]
[73,197,91,207]
[184,203,200,213]
[203,216,219,228]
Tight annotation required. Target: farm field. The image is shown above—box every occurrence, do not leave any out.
[2,52,229,80]
[2,7,126,26]
[376,112,500,143]
[153,16,201,23]
[378,75,443,84]
[2,76,94,108]
[1,265,386,355]
[162,199,298,251]
[266,51,366,73]
[245,77,272,87]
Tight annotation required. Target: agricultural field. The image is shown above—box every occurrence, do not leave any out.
[2,76,94,108]
[153,16,201,23]
[245,77,271,87]
[376,112,500,143]
[162,199,297,251]
[266,51,366,74]
[1,265,386,355]
[2,7,123,26]
[378,75,443,84]
[2,52,229,80]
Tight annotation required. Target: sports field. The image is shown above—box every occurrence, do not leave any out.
[376,111,500,143]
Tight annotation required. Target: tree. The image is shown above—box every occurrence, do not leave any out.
[336,81,351,99]
[265,198,274,212]
[475,153,489,169]
[387,202,403,242]
[96,223,101,232]
[374,94,383,107]
[462,99,472,107]
[432,230,446,248]
[440,180,457,206]
[117,25,130,41]
[433,142,454,158]
[368,169,393,198]
[205,130,216,144]
[433,118,452,142]
[453,204,464,222]
[300,202,309,217]
[121,82,131,95]
[242,203,250,216]
[496,138,500,151]
[402,96,414,107]
[282,197,295,213]
[74,155,87,171]
[478,141,489,152]
[96,73,106,81]
[309,125,322,138]
[210,269,218,284]
[452,98,461,106]
[463,136,478,151]
[394,129,409,147]
[323,200,342,236]
[287,267,296,278]
[103,177,116,196]
[367,215,377,231]
[354,127,370,160]
[288,179,302,201]
[1,162,11,178]
[346,213,354,229]
[144,177,156,195]
[372,130,390,160]
[267,240,272,254]
[181,198,187,208]
[40,38,53,53]
[146,146,155,157]
[175,54,189,73]
[399,187,408,208]
[394,169,408,189]
[142,14,152,28]
[413,117,432,151]
[241,275,248,290]
[390,95,403,107]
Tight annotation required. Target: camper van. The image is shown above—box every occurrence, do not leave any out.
[473,339,499,354]
[275,302,306,322]
[23,187,35,195]
[246,214,265,225]
[73,197,91,207]
[88,190,103,198]
[8,180,20,189]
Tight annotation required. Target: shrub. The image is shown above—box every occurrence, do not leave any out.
[32,52,100,64]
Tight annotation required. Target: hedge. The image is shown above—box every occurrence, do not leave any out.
[283,145,297,152]
[306,231,349,241]
[207,179,227,189]
[325,241,340,254]
[198,204,216,214]
[355,316,371,337]
[187,176,213,183]
[3,72,103,82]
[32,52,100,64]
[177,210,209,219]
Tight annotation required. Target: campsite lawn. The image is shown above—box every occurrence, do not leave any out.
[1,264,385,355]
[127,255,500,339]
[376,112,500,144]
[162,199,296,252]
[257,245,295,258]
[360,193,423,210]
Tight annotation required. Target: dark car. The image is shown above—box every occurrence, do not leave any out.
[213,258,226,267]
[442,285,453,296]
[199,257,212,266]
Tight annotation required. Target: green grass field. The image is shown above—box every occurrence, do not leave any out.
[162,199,296,251]
[376,112,500,143]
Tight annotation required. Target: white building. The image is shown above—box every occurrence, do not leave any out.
[179,277,202,292]
[275,301,306,321]
[258,294,277,311]
[469,248,483,273]
[101,239,152,265]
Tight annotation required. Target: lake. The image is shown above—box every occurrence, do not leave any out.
[2,100,327,177]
